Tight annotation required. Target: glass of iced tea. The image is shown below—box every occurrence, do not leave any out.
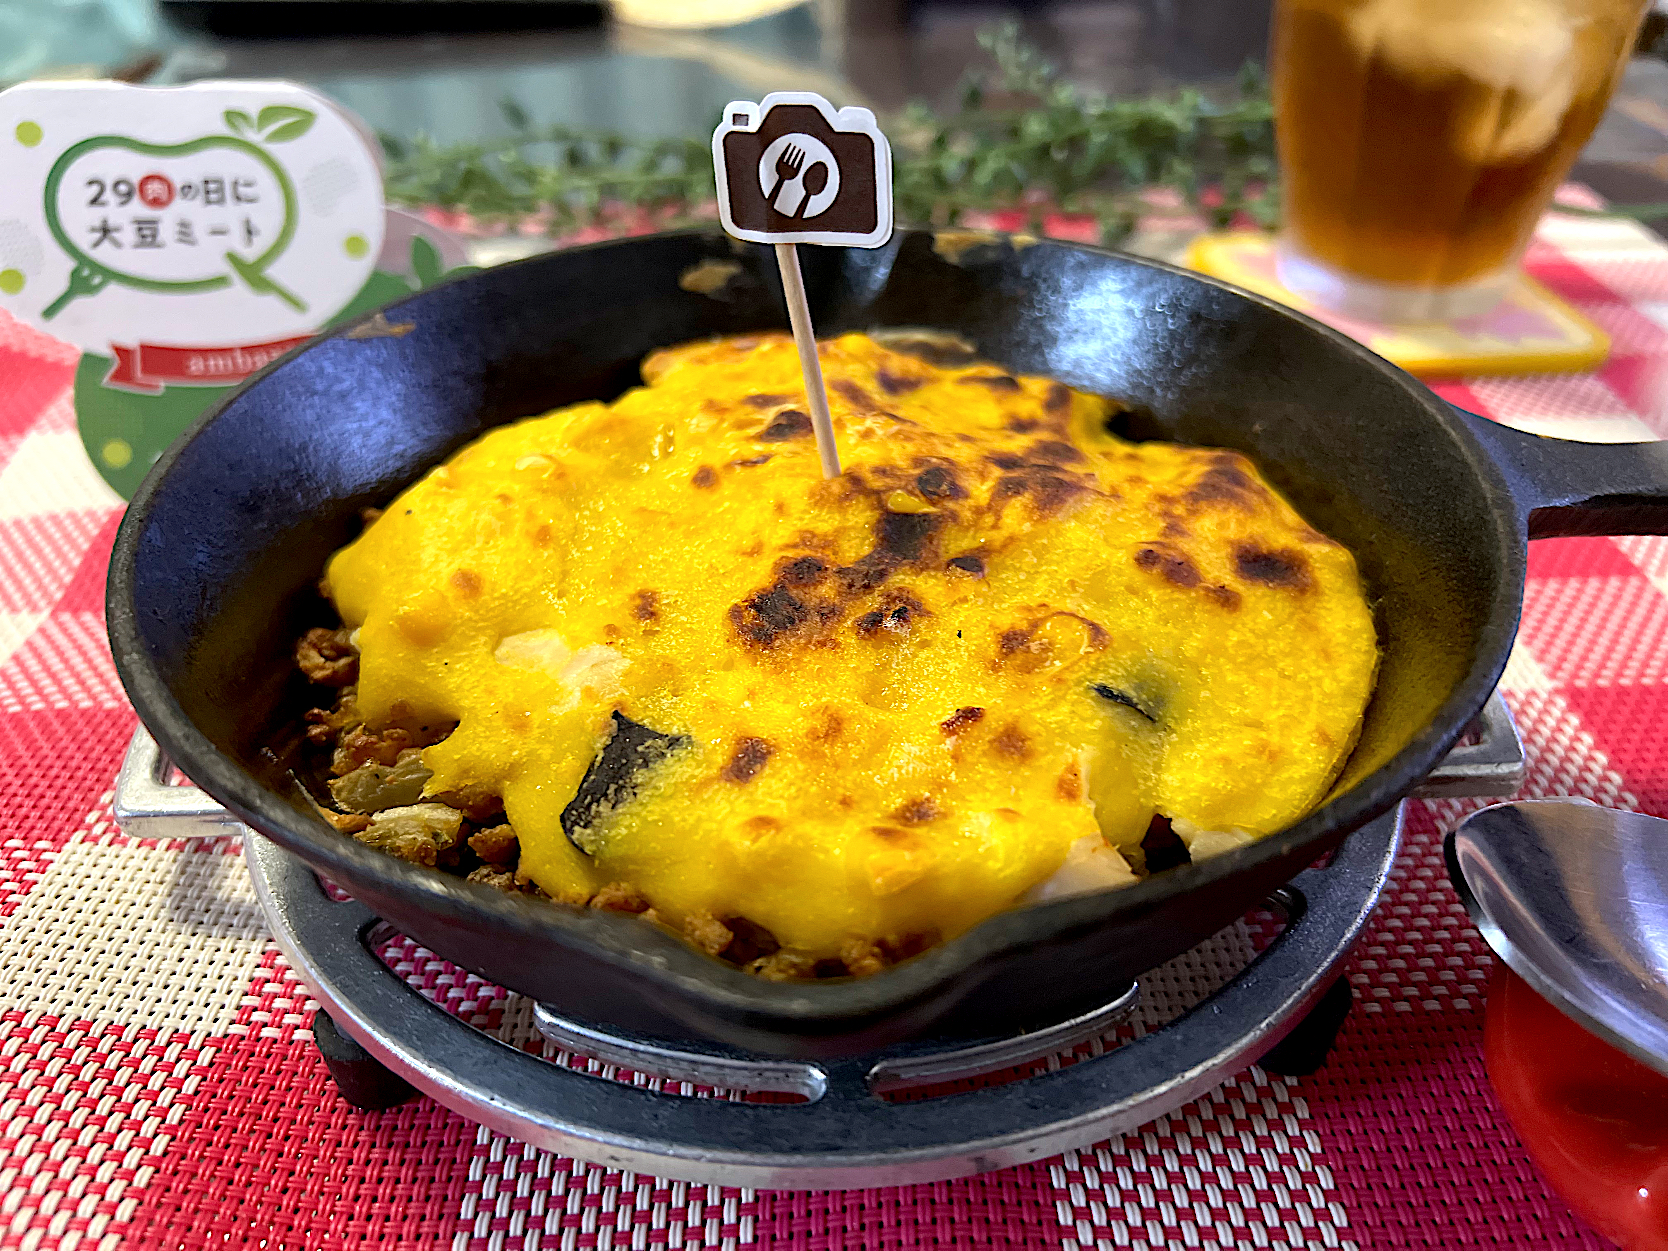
[1273,0,1648,322]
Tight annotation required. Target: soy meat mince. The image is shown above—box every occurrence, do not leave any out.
[301,332,1378,979]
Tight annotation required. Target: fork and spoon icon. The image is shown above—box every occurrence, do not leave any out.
[761,135,838,219]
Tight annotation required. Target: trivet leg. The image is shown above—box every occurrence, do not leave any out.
[1259,976,1354,1077]
[312,1011,420,1110]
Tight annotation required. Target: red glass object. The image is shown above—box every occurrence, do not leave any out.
[1485,966,1668,1249]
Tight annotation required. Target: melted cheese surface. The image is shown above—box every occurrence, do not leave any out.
[326,333,1377,961]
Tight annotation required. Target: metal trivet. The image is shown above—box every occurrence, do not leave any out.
[114,694,1525,1189]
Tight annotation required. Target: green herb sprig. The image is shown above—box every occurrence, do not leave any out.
[380,103,716,236]
[380,23,1276,248]
[892,23,1277,244]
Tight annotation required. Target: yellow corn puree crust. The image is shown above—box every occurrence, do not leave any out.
[325,332,1378,963]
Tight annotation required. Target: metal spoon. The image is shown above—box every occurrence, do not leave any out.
[1447,800,1668,1077]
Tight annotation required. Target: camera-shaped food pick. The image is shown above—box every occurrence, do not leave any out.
[714,93,893,248]
[713,93,894,477]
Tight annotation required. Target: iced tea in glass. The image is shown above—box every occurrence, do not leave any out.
[1273,0,1648,321]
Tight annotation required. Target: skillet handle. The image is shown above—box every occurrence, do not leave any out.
[1458,408,1668,538]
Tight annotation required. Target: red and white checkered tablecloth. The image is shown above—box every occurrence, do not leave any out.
[1,202,1665,1251]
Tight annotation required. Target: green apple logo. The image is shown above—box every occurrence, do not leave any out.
[41,105,313,319]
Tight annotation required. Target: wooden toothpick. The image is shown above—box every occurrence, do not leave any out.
[774,242,841,479]
[712,93,893,479]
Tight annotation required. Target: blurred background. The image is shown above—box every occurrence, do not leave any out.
[8,0,1668,217]
[1,0,1275,133]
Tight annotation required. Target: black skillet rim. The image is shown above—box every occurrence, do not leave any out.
[105,227,1527,1027]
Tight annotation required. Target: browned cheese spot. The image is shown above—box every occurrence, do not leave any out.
[993,722,1032,760]
[1233,543,1314,591]
[808,707,844,742]
[722,737,774,783]
[1184,454,1266,510]
[532,524,552,546]
[914,465,966,500]
[1044,383,1072,415]
[875,368,923,396]
[450,569,483,597]
[854,591,925,638]
[1007,417,1040,434]
[835,510,943,594]
[778,555,828,586]
[988,452,1025,470]
[992,467,1091,516]
[1134,543,1201,588]
[631,590,659,622]
[998,627,1031,655]
[1206,584,1243,610]
[961,374,1022,392]
[691,465,719,489]
[1056,763,1083,802]
[1029,439,1085,465]
[947,553,985,577]
[835,555,892,595]
[832,379,873,408]
[1160,516,1190,539]
[744,393,794,408]
[893,796,941,825]
[1062,611,1108,648]
[731,585,821,646]
[871,826,915,845]
[940,706,985,735]
[758,410,812,441]
[731,454,773,468]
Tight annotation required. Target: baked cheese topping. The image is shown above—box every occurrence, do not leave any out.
[324,332,1377,965]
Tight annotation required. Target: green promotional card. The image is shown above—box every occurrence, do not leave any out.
[0,81,473,498]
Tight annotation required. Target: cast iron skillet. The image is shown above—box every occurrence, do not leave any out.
[107,228,1668,1058]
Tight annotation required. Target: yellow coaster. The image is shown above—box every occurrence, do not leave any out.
[1184,231,1610,378]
